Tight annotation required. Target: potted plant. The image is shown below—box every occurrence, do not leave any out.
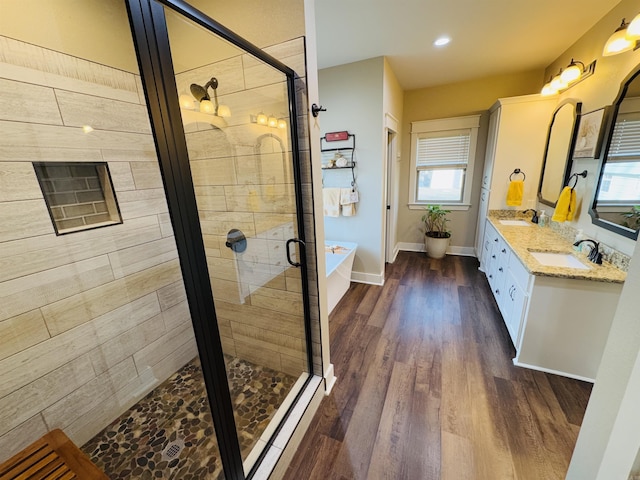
[620,205,640,230]
[421,205,451,259]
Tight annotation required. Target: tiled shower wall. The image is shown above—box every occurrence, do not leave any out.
[0,35,194,460]
[0,33,319,462]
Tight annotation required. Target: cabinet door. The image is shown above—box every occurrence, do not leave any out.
[504,275,528,347]
[475,188,490,265]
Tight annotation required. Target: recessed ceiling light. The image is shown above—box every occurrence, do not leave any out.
[434,37,451,47]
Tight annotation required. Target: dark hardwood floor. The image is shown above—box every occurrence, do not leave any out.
[283,252,592,480]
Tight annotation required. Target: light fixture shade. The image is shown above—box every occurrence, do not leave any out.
[199,99,215,114]
[179,93,196,109]
[277,118,287,129]
[560,64,582,83]
[603,20,634,56]
[627,14,640,39]
[541,83,557,96]
[550,74,567,92]
[257,113,268,125]
[217,104,231,118]
[268,116,278,128]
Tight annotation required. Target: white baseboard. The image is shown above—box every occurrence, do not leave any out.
[351,270,384,285]
[323,363,337,395]
[512,359,595,383]
[397,242,477,257]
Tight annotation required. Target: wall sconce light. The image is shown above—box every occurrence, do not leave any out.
[178,77,231,117]
[540,59,597,96]
[251,113,287,129]
[603,17,640,56]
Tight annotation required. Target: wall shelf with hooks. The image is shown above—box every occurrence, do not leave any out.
[321,132,357,185]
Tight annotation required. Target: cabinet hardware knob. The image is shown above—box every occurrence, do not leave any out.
[489,274,493,278]
[495,289,500,294]
[499,267,503,272]
[494,238,499,242]
[492,255,496,258]
[501,248,506,253]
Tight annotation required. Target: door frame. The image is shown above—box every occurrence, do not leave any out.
[384,113,399,263]
[126,1,315,478]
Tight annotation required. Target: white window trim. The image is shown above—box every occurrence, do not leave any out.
[408,114,481,210]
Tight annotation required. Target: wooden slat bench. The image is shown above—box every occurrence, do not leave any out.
[0,429,108,480]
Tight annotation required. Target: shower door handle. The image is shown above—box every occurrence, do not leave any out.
[285,238,305,267]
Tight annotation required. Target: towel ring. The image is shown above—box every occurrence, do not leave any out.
[509,168,526,181]
[568,170,588,189]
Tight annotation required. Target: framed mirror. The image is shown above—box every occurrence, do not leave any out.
[589,67,640,240]
[538,100,582,206]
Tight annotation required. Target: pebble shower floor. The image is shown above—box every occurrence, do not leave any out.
[82,356,296,479]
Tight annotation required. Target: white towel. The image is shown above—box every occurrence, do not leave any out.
[340,188,358,216]
[323,188,341,217]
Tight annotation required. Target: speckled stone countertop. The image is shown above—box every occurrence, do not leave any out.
[487,215,627,284]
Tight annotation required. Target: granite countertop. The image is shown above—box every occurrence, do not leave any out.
[487,215,627,284]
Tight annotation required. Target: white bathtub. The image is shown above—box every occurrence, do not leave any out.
[325,240,358,314]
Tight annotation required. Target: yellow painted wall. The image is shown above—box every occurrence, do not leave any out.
[396,69,544,250]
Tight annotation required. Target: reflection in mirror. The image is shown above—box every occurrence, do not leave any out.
[538,100,582,206]
[590,68,640,240]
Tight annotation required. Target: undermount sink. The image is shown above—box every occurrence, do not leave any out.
[528,251,590,270]
[499,219,531,226]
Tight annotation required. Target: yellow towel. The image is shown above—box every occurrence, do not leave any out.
[506,180,524,206]
[552,186,576,222]
[322,188,341,217]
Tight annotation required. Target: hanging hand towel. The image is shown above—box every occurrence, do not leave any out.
[323,188,341,217]
[506,180,524,206]
[552,186,577,222]
[340,187,357,216]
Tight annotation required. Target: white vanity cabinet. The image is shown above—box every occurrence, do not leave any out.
[482,219,624,381]
[483,221,528,347]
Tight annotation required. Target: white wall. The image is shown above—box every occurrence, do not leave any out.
[319,57,386,283]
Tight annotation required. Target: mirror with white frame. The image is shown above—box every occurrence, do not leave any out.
[590,68,640,240]
[538,100,582,207]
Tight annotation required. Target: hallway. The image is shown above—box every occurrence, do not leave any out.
[284,252,592,479]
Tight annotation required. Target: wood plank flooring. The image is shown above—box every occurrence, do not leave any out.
[283,252,592,480]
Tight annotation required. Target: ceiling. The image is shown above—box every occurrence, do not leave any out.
[314,0,623,91]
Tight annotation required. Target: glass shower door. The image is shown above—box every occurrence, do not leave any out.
[160,5,311,474]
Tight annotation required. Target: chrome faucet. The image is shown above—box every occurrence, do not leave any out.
[573,239,603,264]
[522,209,539,224]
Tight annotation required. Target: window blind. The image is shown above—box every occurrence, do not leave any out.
[608,113,640,162]
[416,129,471,167]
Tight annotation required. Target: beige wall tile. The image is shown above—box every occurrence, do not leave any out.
[190,157,237,185]
[158,212,174,238]
[108,237,178,279]
[0,78,63,125]
[0,145,103,163]
[280,353,307,377]
[118,189,168,220]
[89,312,166,375]
[0,414,48,464]
[0,309,50,361]
[0,255,114,322]
[42,357,138,431]
[199,211,256,237]
[107,162,136,191]
[55,90,152,134]
[214,300,304,338]
[250,285,304,316]
[211,276,248,305]
[0,120,155,152]
[0,353,95,437]
[156,280,187,312]
[195,192,228,212]
[231,322,304,359]
[90,293,161,346]
[0,162,43,202]
[175,56,245,97]
[41,259,181,336]
[133,322,195,372]
[0,199,53,243]
[234,337,282,372]
[0,216,161,283]
[130,161,163,189]
[101,148,158,162]
[161,300,191,332]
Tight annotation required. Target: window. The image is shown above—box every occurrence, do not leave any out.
[598,112,640,205]
[33,162,122,234]
[409,115,480,210]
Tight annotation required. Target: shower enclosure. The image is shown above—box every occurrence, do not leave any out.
[0,0,320,479]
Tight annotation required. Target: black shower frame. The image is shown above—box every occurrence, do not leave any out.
[125,1,316,478]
